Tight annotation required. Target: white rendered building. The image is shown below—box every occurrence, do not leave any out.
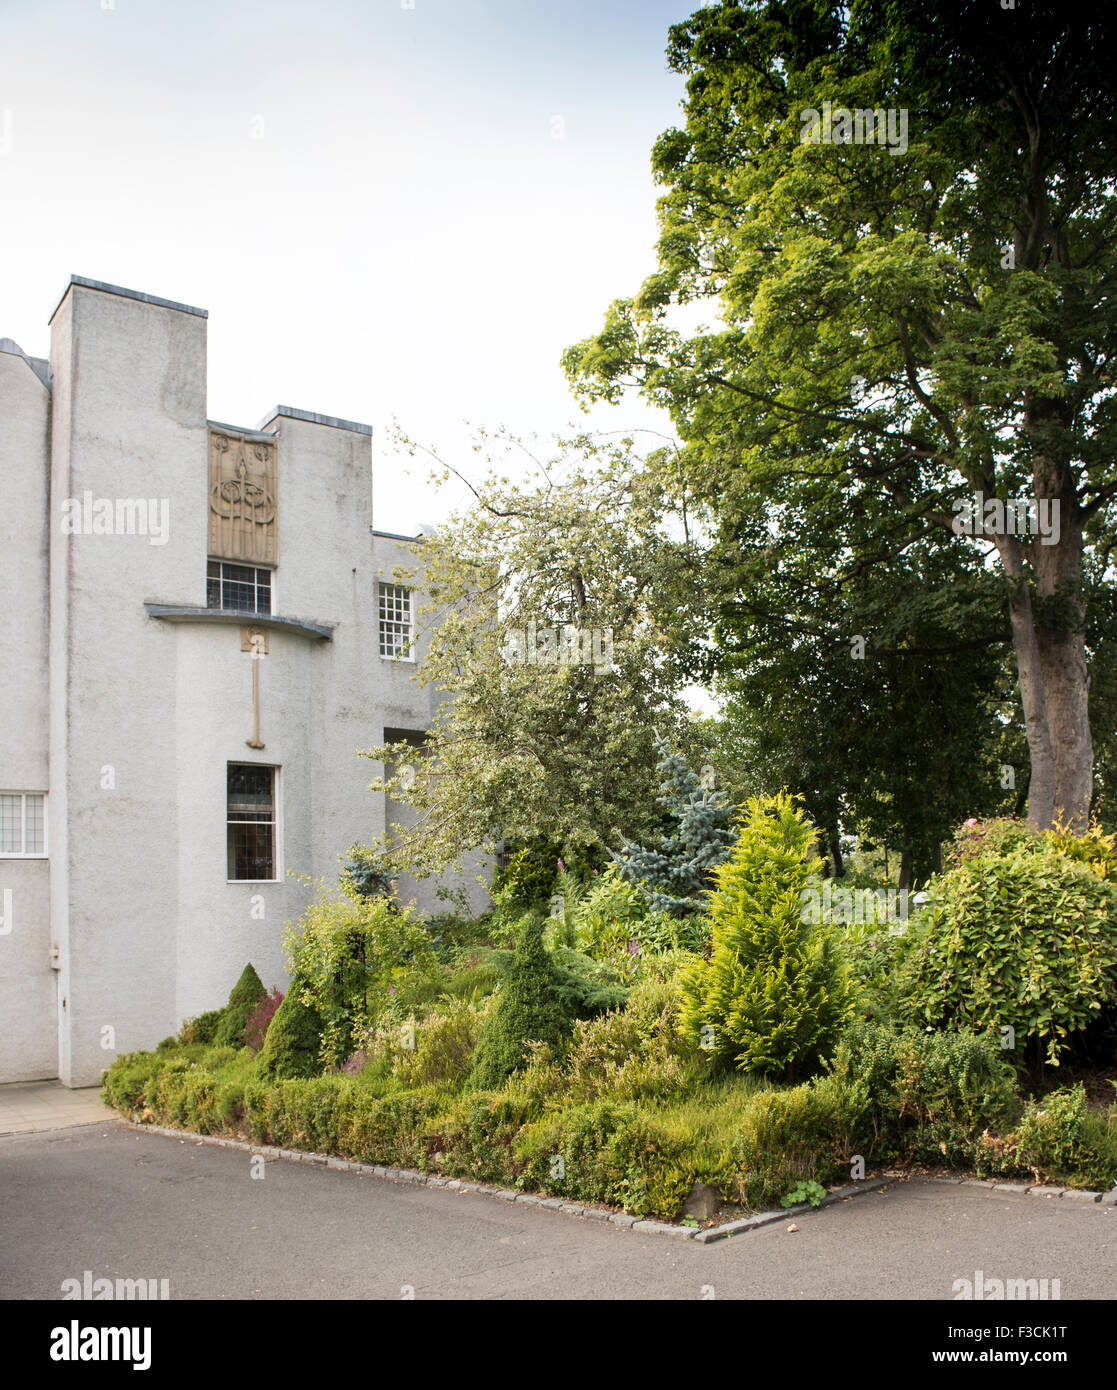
[0,275,486,1087]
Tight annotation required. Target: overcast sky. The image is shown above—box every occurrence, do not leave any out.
[1,0,694,533]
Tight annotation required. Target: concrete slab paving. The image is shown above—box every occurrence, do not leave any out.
[0,1080,116,1136]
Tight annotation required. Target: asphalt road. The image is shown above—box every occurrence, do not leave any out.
[1,1120,1114,1301]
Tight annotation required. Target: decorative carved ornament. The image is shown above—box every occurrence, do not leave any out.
[208,430,277,564]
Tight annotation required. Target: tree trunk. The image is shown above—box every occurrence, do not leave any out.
[830,827,844,879]
[1031,459,1092,829]
[998,535,1057,829]
[899,850,914,892]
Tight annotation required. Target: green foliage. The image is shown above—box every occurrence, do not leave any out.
[548,947,629,1019]
[616,736,734,914]
[515,1099,695,1218]
[839,926,910,1023]
[492,839,564,913]
[360,430,710,878]
[340,849,397,905]
[570,865,649,957]
[903,843,1117,1065]
[361,995,496,1092]
[782,1180,826,1209]
[284,878,440,1069]
[253,979,325,1082]
[1013,1086,1117,1191]
[729,1078,850,1208]
[827,1021,1019,1165]
[211,963,266,1048]
[468,913,576,1090]
[680,793,852,1080]
[565,1,1117,833]
[177,1010,225,1047]
[514,974,702,1109]
[101,1049,166,1115]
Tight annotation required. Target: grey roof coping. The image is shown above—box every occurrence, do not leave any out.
[207,419,277,443]
[50,276,209,324]
[370,527,421,542]
[0,337,51,390]
[259,404,373,436]
[144,604,333,641]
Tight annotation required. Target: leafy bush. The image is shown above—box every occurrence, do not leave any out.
[514,973,702,1108]
[549,947,629,1018]
[826,1021,1019,1163]
[284,878,440,1069]
[361,995,496,1091]
[1012,1085,1117,1190]
[177,1010,224,1047]
[253,978,325,1082]
[729,1078,850,1207]
[839,926,910,1022]
[244,987,284,1053]
[679,793,852,1081]
[212,963,266,1047]
[514,1098,695,1217]
[101,1049,166,1114]
[571,865,649,958]
[903,844,1117,1065]
[953,816,1117,885]
[468,912,576,1089]
[492,838,564,913]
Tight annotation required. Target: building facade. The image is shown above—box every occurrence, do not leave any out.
[0,275,485,1087]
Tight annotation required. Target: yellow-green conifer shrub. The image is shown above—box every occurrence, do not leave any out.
[679,793,852,1081]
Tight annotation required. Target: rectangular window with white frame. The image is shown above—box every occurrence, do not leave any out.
[226,764,278,881]
[0,792,47,857]
[207,561,274,615]
[378,582,414,660]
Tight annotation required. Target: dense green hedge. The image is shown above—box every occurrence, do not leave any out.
[102,1018,1116,1220]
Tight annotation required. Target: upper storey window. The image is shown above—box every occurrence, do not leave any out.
[378,583,414,659]
[207,561,272,615]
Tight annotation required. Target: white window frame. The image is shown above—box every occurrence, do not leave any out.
[378,582,415,661]
[0,791,48,858]
[207,560,276,616]
[225,763,281,884]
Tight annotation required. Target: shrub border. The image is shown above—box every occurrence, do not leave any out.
[121,1118,902,1240]
[122,1119,1117,1237]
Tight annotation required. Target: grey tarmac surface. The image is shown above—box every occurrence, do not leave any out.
[1,1120,1114,1300]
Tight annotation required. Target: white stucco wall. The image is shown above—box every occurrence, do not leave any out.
[2,277,490,1086]
[0,345,56,1080]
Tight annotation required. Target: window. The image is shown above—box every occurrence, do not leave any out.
[226,764,276,880]
[378,583,413,659]
[0,792,46,856]
[207,561,273,615]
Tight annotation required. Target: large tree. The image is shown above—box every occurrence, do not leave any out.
[565,0,1117,828]
[360,430,711,878]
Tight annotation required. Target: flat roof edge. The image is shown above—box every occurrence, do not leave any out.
[49,276,209,324]
[260,404,374,436]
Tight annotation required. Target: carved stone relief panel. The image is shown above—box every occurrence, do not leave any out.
[208,430,277,564]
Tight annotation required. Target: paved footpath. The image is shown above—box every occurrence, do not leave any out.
[1,1118,1115,1300]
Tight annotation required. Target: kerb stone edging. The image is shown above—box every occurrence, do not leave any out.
[123,1121,1116,1240]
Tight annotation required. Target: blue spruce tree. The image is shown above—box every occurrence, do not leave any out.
[616,736,735,914]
